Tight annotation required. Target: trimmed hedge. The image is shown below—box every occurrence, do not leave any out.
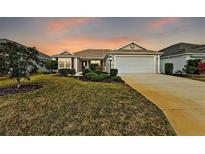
[183,59,201,74]
[59,69,76,76]
[111,76,122,82]
[89,64,98,72]
[165,63,173,75]
[110,69,118,77]
[82,68,90,76]
[85,72,104,81]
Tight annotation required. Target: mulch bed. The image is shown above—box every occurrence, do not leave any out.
[0,85,43,96]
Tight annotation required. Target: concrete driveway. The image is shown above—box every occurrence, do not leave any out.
[120,74,205,136]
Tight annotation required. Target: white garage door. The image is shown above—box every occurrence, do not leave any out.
[115,56,155,73]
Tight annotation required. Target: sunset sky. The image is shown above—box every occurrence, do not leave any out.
[0,17,205,55]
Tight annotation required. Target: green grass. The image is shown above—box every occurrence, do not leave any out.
[0,74,175,135]
[186,76,205,82]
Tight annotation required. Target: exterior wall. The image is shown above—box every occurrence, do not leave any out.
[160,55,186,73]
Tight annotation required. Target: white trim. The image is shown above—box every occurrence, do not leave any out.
[114,55,156,73]
[74,58,78,72]
[157,54,160,73]
[117,41,146,50]
[153,56,156,73]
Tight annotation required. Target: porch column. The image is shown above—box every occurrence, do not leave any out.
[158,54,160,73]
[74,58,78,72]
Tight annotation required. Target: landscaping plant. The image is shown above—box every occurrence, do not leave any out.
[0,41,39,88]
[110,69,118,77]
[198,61,205,74]
[45,60,58,72]
[82,68,90,76]
[58,68,76,76]
[84,72,105,81]
[89,63,98,72]
[183,59,201,74]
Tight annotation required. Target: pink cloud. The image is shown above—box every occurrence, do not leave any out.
[47,17,98,34]
[34,36,148,55]
[149,17,180,29]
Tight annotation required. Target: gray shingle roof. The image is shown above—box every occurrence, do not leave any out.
[74,49,111,59]
[160,42,205,57]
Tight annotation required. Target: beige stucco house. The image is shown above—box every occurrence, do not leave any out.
[52,41,162,73]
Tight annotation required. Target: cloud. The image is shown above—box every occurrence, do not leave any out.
[149,17,180,29]
[35,36,148,55]
[47,17,99,34]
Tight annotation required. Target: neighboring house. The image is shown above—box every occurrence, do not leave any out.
[52,41,162,73]
[0,38,51,72]
[160,42,205,73]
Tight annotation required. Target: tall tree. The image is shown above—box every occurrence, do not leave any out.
[0,42,40,88]
[45,60,58,72]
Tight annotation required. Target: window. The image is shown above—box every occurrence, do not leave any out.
[90,60,101,66]
[65,61,70,68]
[59,61,64,67]
[59,59,71,68]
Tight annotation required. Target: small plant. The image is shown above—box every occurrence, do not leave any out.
[111,76,122,82]
[174,70,183,76]
[45,60,58,72]
[58,69,76,76]
[95,65,104,72]
[165,63,173,75]
[85,72,104,81]
[59,69,69,76]
[89,64,98,72]
[70,69,76,76]
[198,61,205,74]
[82,68,90,76]
[183,59,201,74]
[110,69,118,77]
[100,73,109,79]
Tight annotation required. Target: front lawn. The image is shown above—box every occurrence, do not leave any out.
[0,74,175,135]
[186,76,205,82]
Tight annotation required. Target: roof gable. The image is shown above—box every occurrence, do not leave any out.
[118,41,147,50]
[59,51,73,55]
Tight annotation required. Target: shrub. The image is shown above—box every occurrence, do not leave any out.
[70,69,76,76]
[89,64,98,72]
[96,65,104,72]
[183,59,201,74]
[174,70,183,76]
[165,63,173,75]
[59,69,69,76]
[111,76,122,82]
[82,68,90,76]
[85,72,104,81]
[110,69,118,77]
[59,69,76,76]
[199,61,205,74]
[45,60,58,72]
[100,73,109,79]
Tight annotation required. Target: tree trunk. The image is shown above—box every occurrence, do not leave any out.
[17,78,21,88]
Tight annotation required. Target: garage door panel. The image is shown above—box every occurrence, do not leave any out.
[116,56,154,73]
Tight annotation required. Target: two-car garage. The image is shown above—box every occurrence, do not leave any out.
[114,55,156,73]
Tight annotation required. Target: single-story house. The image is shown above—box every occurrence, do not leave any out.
[160,42,205,73]
[52,41,162,74]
